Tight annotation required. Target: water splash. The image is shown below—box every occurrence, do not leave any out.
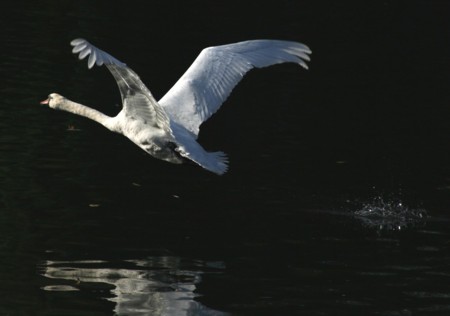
[353,197,427,231]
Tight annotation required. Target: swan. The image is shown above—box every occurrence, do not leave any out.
[40,38,311,175]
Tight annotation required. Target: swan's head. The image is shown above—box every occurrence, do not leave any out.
[40,93,66,109]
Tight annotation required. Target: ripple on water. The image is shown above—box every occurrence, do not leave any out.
[404,291,450,299]
[42,285,79,292]
[353,197,427,231]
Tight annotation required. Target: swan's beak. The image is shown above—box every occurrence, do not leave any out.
[40,98,49,105]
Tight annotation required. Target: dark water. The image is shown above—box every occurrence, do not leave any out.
[1,1,450,315]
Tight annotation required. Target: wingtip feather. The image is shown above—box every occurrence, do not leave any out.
[70,38,85,46]
[70,38,126,69]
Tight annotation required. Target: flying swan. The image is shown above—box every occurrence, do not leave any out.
[41,38,311,175]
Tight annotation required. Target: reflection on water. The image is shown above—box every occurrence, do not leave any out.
[41,257,228,316]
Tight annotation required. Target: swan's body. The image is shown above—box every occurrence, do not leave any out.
[41,38,311,175]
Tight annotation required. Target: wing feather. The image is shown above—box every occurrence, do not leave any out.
[70,38,171,131]
[159,40,311,136]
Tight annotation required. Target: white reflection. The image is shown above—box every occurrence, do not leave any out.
[40,257,227,316]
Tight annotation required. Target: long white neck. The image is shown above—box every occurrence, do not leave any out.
[57,98,114,130]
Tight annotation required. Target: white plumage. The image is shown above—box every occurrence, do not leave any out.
[41,38,311,175]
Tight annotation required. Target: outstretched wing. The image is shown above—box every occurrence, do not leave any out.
[70,39,171,130]
[158,40,311,136]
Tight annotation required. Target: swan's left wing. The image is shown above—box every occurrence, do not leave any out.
[158,40,311,137]
[70,39,171,131]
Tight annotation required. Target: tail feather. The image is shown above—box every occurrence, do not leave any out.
[184,150,229,175]
[207,151,229,175]
[171,123,229,175]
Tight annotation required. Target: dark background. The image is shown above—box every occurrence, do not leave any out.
[0,1,450,315]
[3,1,449,199]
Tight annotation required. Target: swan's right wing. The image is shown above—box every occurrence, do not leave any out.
[70,39,171,131]
[158,40,311,137]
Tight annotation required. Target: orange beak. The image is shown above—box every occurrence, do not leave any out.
[40,98,49,105]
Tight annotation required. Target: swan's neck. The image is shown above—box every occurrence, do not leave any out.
[57,98,114,130]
